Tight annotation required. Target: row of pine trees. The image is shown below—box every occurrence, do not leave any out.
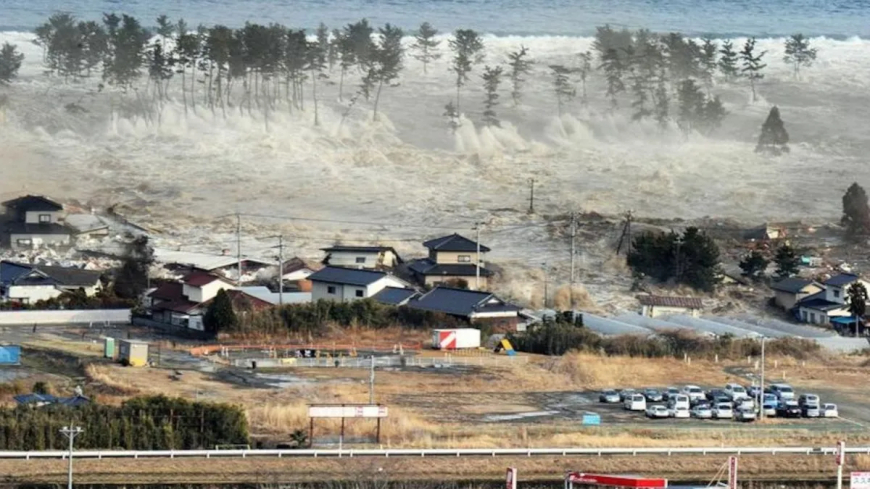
[0,396,248,450]
[1,15,819,134]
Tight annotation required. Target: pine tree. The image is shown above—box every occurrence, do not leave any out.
[600,48,625,110]
[103,14,150,90]
[755,106,789,154]
[481,65,503,126]
[506,45,532,107]
[841,182,870,238]
[629,68,650,121]
[700,95,727,134]
[847,283,867,334]
[717,40,739,81]
[306,35,328,126]
[699,37,718,92]
[411,22,441,74]
[113,234,154,300]
[370,23,404,120]
[740,37,766,102]
[449,29,484,114]
[739,250,769,279]
[676,78,704,133]
[576,51,593,106]
[783,33,817,79]
[0,43,24,83]
[653,72,669,128]
[774,244,800,279]
[203,289,238,334]
[550,64,576,116]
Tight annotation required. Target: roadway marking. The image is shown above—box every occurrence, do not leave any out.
[838,416,867,428]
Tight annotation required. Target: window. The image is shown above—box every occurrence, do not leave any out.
[355,257,366,264]
[38,214,51,223]
[16,239,32,246]
[355,290,364,298]
[327,286,336,294]
[457,255,471,263]
[801,310,808,321]
[810,313,816,323]
[834,289,840,298]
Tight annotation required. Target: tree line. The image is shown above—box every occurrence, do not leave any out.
[0,395,248,450]
[4,14,821,133]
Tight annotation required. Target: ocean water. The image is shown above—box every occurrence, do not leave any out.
[1,0,870,37]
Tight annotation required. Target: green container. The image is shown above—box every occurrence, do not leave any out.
[104,337,115,359]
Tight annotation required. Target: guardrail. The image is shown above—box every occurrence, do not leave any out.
[233,355,527,369]
[1,446,869,460]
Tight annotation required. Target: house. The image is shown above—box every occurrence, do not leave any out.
[371,287,419,306]
[240,286,312,306]
[796,291,850,325]
[65,214,111,238]
[2,195,73,249]
[409,233,493,290]
[0,261,104,305]
[771,277,823,310]
[280,257,318,291]
[152,248,273,282]
[405,286,522,331]
[822,273,870,304]
[637,295,703,318]
[309,266,410,303]
[743,223,785,241]
[321,245,402,270]
[147,272,237,330]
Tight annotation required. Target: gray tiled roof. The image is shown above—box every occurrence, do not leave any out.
[771,277,815,294]
[422,233,490,252]
[637,295,703,309]
[1,195,63,212]
[409,259,493,277]
[0,261,101,287]
[825,273,860,287]
[408,286,519,317]
[372,287,418,306]
[308,266,388,286]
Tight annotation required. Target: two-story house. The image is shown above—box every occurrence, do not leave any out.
[409,233,493,290]
[794,273,870,325]
[321,245,402,270]
[308,266,410,302]
[0,261,104,304]
[2,195,73,249]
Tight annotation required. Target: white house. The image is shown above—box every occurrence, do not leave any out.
[148,272,237,329]
[794,273,870,325]
[2,195,73,249]
[308,266,409,302]
[823,273,870,304]
[321,246,402,270]
[637,295,703,318]
[0,261,103,305]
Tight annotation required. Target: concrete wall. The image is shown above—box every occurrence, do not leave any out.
[0,309,131,325]
[10,233,70,249]
[24,210,63,224]
[6,285,62,304]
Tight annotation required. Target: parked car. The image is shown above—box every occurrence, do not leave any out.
[777,400,801,418]
[762,402,777,417]
[706,389,726,401]
[735,406,757,422]
[691,404,713,419]
[734,397,755,410]
[664,387,681,401]
[619,388,637,401]
[798,394,821,408]
[643,388,664,402]
[645,405,669,418]
[667,394,690,411]
[713,395,731,406]
[625,393,647,411]
[713,403,733,419]
[670,405,690,419]
[600,389,621,403]
[681,385,705,403]
[762,393,778,404]
[822,403,839,418]
[725,383,749,401]
[802,404,821,418]
[746,385,762,398]
[769,383,795,400]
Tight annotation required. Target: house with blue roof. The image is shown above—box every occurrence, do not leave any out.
[409,233,493,290]
[406,286,522,331]
[0,261,104,305]
[791,273,870,326]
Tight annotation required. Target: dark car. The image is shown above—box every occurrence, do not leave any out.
[746,385,762,398]
[777,400,801,418]
[663,387,681,401]
[643,388,663,402]
[599,389,621,403]
[706,389,726,401]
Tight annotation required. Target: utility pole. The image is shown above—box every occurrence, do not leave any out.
[759,335,766,420]
[674,235,683,279]
[475,223,482,290]
[625,210,633,256]
[369,355,375,404]
[236,213,242,286]
[570,212,577,310]
[542,262,549,308]
[277,235,284,307]
[60,425,83,489]
[528,178,536,214]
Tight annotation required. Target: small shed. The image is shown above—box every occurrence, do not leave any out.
[118,339,149,367]
[103,337,116,359]
[637,295,703,318]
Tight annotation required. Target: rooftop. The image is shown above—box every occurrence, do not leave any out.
[308,266,389,286]
[322,245,398,253]
[183,272,234,287]
[2,195,63,212]
[825,273,861,287]
[771,277,817,294]
[153,248,271,271]
[408,286,519,317]
[409,260,494,278]
[371,287,419,306]
[637,295,704,309]
[423,233,490,253]
[0,261,102,287]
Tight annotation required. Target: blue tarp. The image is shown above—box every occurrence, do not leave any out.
[830,316,859,325]
[0,346,21,365]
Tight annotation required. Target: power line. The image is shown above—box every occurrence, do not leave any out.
[221,212,471,230]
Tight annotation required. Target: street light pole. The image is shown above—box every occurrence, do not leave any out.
[759,336,766,420]
[60,425,83,489]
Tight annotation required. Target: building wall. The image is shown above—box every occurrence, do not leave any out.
[119,341,149,367]
[325,251,382,269]
[641,305,700,318]
[825,280,870,304]
[6,285,62,304]
[183,280,234,303]
[423,274,488,291]
[799,306,850,325]
[24,210,63,224]
[433,251,486,265]
[10,233,70,249]
[312,276,406,302]
[56,284,101,296]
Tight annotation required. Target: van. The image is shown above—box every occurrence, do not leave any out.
[668,394,690,410]
[724,383,748,400]
[624,393,647,411]
[798,394,820,407]
[769,383,795,400]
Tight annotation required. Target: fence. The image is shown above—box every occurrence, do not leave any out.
[0,309,131,325]
[0,445,868,460]
[232,354,528,369]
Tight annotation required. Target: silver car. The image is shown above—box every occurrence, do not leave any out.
[691,404,712,419]
[600,389,621,403]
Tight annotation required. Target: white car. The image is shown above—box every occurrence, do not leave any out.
[822,403,839,418]
[645,405,670,418]
[713,403,733,419]
[725,383,748,401]
[734,397,755,410]
[681,385,705,402]
[625,394,647,411]
[762,402,777,417]
[670,405,690,419]
[769,383,795,400]
[735,407,757,422]
[668,394,690,411]
[691,404,713,419]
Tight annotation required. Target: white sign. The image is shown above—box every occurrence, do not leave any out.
[837,440,846,466]
[506,467,517,489]
[308,405,388,418]
[728,456,738,489]
[852,472,870,489]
